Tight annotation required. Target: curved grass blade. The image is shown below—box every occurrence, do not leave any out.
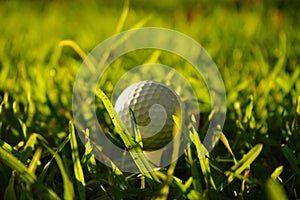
[219,132,237,164]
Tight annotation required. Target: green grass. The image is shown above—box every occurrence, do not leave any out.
[1,0,300,199]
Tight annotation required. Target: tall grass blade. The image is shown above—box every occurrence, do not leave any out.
[40,139,75,200]
[95,89,159,181]
[69,121,86,200]
[115,0,130,33]
[38,133,71,182]
[153,114,182,200]
[186,145,202,194]
[129,107,143,148]
[81,129,97,175]
[190,124,216,190]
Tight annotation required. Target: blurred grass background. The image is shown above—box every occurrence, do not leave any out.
[0,0,300,199]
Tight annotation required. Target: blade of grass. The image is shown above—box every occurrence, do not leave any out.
[186,145,203,194]
[28,147,42,174]
[270,166,284,181]
[190,125,216,190]
[186,116,203,193]
[4,176,17,200]
[39,138,75,200]
[21,133,39,164]
[219,132,237,164]
[115,0,130,33]
[153,114,181,200]
[225,144,263,183]
[95,88,159,181]
[81,127,125,177]
[199,156,216,190]
[59,40,97,74]
[0,145,60,199]
[266,179,288,200]
[296,96,300,116]
[266,165,287,200]
[155,172,201,200]
[129,107,143,148]
[0,146,36,184]
[69,121,86,200]
[38,133,71,181]
[0,139,21,159]
[81,129,97,176]
[281,144,300,176]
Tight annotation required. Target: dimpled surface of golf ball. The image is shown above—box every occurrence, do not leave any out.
[114,80,181,151]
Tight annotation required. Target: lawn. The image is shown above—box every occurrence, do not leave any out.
[0,0,300,199]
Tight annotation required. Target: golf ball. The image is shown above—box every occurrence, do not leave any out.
[114,80,181,151]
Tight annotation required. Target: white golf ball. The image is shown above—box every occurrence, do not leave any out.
[114,80,181,151]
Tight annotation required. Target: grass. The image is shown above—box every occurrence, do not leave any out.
[0,0,300,199]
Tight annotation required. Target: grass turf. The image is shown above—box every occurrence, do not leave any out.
[0,0,300,199]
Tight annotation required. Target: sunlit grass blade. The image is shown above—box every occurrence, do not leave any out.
[69,121,86,200]
[153,114,181,199]
[296,95,300,116]
[244,95,254,123]
[219,132,237,164]
[145,50,161,64]
[115,0,130,33]
[129,107,143,148]
[225,144,263,183]
[28,147,42,173]
[270,166,284,181]
[59,40,96,74]
[21,133,40,163]
[95,88,159,181]
[0,139,21,159]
